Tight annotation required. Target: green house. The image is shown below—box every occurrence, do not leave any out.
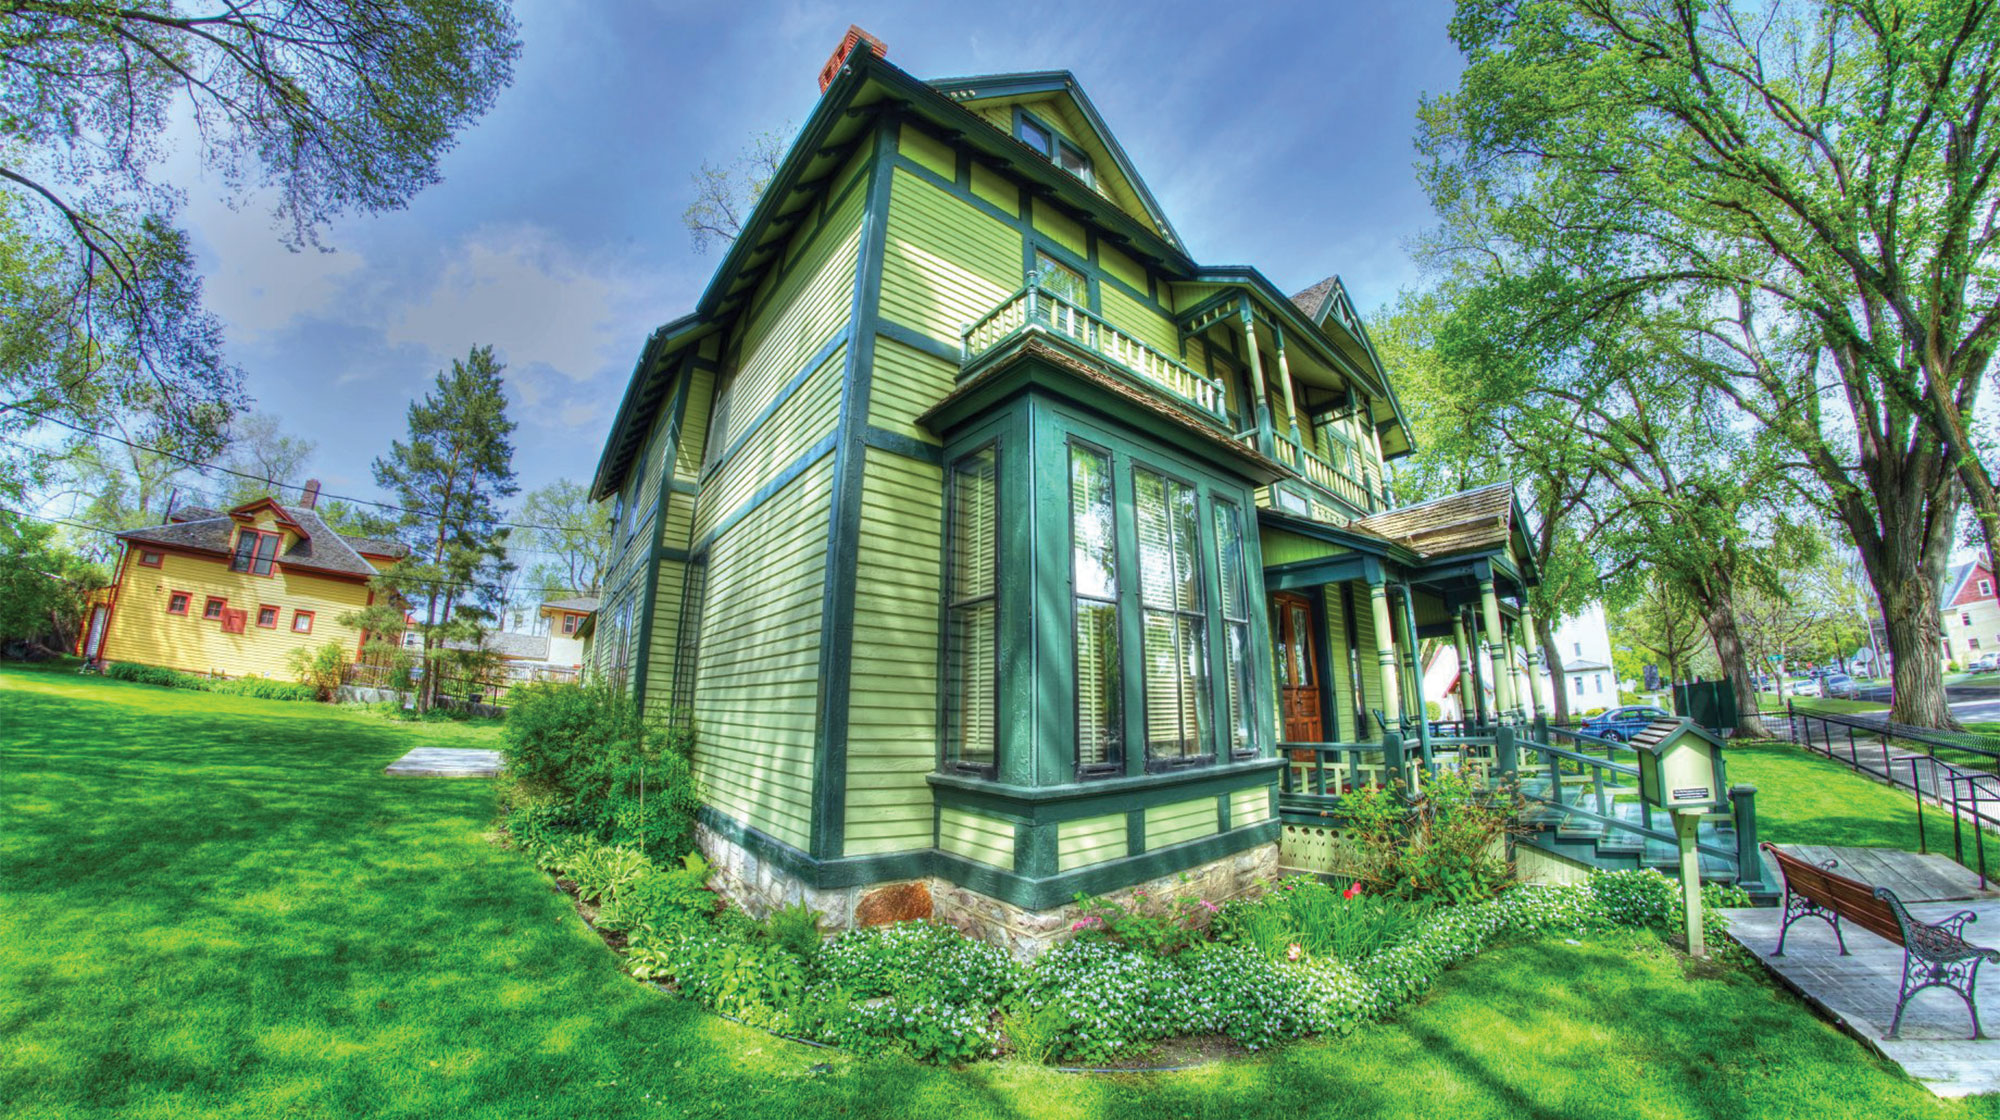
[587,39,1554,949]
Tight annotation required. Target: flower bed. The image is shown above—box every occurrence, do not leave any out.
[514,824,1749,1068]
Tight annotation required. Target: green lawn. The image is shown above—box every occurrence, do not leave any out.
[1780,696,1891,717]
[4,664,1996,1118]
[1725,740,1927,851]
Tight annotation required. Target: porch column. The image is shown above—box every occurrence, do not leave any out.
[1462,607,1490,728]
[1451,616,1474,724]
[1369,580,1402,734]
[1519,602,1547,721]
[1274,323,1302,449]
[1239,303,1276,458]
[1398,583,1432,770]
[1478,578,1515,717]
[1507,619,1533,721]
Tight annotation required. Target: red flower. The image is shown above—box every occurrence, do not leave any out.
[1343,882,1363,900]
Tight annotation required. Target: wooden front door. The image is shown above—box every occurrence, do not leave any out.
[1273,592,1322,742]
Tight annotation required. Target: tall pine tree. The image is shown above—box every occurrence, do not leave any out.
[348,346,518,711]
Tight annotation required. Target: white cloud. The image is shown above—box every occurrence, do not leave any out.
[386,225,644,382]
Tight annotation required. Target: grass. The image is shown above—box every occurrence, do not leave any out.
[1781,696,1890,716]
[1724,740,1927,851]
[5,663,1998,1118]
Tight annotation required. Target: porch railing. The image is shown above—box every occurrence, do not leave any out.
[1275,432,1379,514]
[961,281,1231,424]
[1278,738,1418,811]
[1526,726,1750,868]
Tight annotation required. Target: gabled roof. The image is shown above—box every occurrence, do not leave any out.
[117,497,400,579]
[1946,561,1994,607]
[541,595,600,613]
[1349,482,1520,560]
[446,631,551,661]
[925,70,1184,250]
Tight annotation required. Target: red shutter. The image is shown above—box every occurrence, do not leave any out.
[221,608,248,635]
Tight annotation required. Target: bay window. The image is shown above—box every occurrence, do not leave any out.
[1135,468,1212,767]
[1213,499,1254,758]
[1070,443,1121,776]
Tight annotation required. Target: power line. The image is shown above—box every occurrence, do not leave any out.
[4,403,608,538]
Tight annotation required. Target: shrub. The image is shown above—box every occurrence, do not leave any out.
[503,682,700,861]
[629,924,808,1034]
[766,900,823,959]
[1067,883,1218,956]
[1343,768,1517,904]
[102,661,317,701]
[212,675,320,702]
[596,853,716,935]
[104,661,211,690]
[285,641,349,700]
[562,844,652,904]
[814,921,1024,1008]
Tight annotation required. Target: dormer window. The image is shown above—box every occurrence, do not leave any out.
[1013,110,1094,188]
[231,528,280,575]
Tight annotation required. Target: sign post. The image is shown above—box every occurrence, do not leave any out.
[1631,716,1728,958]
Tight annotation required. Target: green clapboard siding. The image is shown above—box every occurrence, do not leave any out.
[1145,797,1219,850]
[1324,585,1354,742]
[1030,198,1085,258]
[1099,242,1146,294]
[1057,813,1129,873]
[843,448,945,856]
[1098,283,1176,358]
[692,456,834,852]
[1230,787,1272,827]
[694,346,844,543]
[938,806,1015,869]
[880,166,1017,344]
[867,335,956,442]
[970,162,1017,211]
[1349,585,1378,738]
[711,193,861,456]
[678,365,716,480]
[643,557,686,713]
[1260,528,1348,568]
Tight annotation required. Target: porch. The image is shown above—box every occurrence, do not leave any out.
[1272,722,1772,896]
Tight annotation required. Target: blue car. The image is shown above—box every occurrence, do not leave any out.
[1578,704,1673,742]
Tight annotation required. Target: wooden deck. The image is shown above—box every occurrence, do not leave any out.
[384,747,504,778]
[1728,845,2000,1098]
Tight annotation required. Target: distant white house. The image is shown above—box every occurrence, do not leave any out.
[1422,599,1618,721]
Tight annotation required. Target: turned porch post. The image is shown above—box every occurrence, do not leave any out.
[1519,602,1546,722]
[1451,615,1475,726]
[1369,579,1403,735]
[1239,304,1276,459]
[1479,578,1515,717]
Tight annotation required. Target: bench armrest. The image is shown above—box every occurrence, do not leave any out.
[1938,910,1980,938]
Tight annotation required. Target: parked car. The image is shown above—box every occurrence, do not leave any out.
[1972,653,2000,673]
[1578,704,1674,742]
[1822,672,1859,699]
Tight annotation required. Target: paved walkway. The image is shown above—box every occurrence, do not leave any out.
[384,747,504,777]
[1726,900,2000,1097]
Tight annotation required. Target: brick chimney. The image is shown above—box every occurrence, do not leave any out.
[818,25,887,93]
[301,479,321,509]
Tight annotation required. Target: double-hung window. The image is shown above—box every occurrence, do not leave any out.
[1135,468,1211,766]
[1070,443,1121,776]
[944,446,998,773]
[1212,499,1254,758]
[231,529,279,575]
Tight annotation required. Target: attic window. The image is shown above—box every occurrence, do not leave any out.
[231,529,280,575]
[1013,110,1094,188]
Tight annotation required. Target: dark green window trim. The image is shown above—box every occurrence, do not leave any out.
[1069,438,1123,780]
[1011,107,1094,188]
[1213,497,1257,759]
[1133,463,1215,772]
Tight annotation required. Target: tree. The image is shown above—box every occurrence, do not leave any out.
[344,345,517,711]
[515,478,612,601]
[215,412,315,508]
[1618,577,1713,687]
[682,127,789,253]
[0,511,103,648]
[0,1,521,472]
[1419,0,1995,728]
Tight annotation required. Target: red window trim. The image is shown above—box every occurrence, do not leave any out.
[292,609,315,634]
[138,549,163,568]
[230,528,282,577]
[166,590,192,616]
[203,595,227,620]
[256,605,280,629]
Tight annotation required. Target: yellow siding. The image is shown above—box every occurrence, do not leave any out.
[880,167,1017,343]
[1031,198,1085,257]
[866,336,957,443]
[1145,797,1220,850]
[692,456,834,852]
[633,415,669,536]
[899,123,955,179]
[939,806,1015,869]
[1098,283,1178,358]
[1230,787,1272,827]
[1058,814,1129,873]
[1100,243,1145,293]
[677,366,716,481]
[693,347,844,543]
[642,556,685,713]
[105,550,372,680]
[842,449,944,856]
[970,162,1017,212]
[710,188,862,456]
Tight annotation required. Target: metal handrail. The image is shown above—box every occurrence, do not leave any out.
[961,282,1230,422]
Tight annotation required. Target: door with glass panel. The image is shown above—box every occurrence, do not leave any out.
[1272,592,1322,742]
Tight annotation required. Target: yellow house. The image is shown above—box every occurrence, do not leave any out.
[82,491,408,679]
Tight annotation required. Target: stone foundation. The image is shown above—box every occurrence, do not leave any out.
[696,821,1279,959]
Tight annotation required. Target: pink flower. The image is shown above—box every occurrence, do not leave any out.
[1070,916,1103,931]
[1286,943,1303,961]
[1199,899,1219,913]
[1343,882,1363,900]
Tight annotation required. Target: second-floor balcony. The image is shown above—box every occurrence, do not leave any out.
[962,280,1387,520]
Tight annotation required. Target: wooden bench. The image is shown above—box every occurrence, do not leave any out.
[1763,842,2000,1039]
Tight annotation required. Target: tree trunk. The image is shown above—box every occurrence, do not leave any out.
[1687,569,1771,739]
[1537,616,1570,724]
[1845,457,1962,730]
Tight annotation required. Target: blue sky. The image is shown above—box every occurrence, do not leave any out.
[179,1,1465,506]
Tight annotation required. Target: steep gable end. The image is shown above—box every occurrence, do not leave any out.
[929,71,1183,251]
